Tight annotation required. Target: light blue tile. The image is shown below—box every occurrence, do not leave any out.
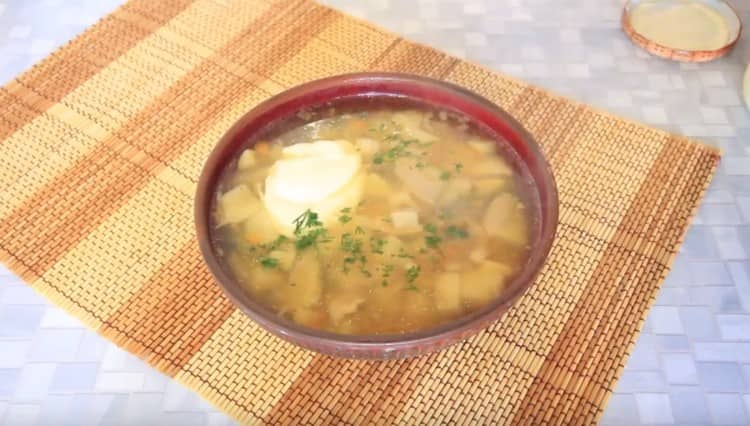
[688,261,732,285]
[694,342,750,363]
[50,363,98,393]
[614,371,667,393]
[717,315,750,340]
[711,226,747,260]
[627,334,660,370]
[679,307,719,340]
[707,394,748,425]
[696,362,747,392]
[0,305,44,338]
[635,393,674,424]
[669,386,710,425]
[600,394,640,426]
[649,307,684,335]
[0,341,31,368]
[737,196,750,222]
[656,335,691,352]
[663,256,694,287]
[691,287,744,313]
[683,226,720,259]
[700,204,743,225]
[661,353,698,385]
[0,369,21,398]
[13,363,56,402]
[29,329,83,362]
[727,261,750,312]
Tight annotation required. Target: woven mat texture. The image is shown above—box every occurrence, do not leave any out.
[0,0,720,423]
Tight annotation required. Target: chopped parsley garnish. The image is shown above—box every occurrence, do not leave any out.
[372,139,416,165]
[340,233,367,274]
[265,235,289,251]
[415,161,425,169]
[295,228,329,250]
[291,209,330,250]
[370,237,387,254]
[293,209,323,235]
[259,256,279,269]
[439,170,452,181]
[397,247,414,259]
[380,263,395,286]
[406,265,420,282]
[425,235,442,248]
[445,225,469,239]
[455,163,464,173]
[423,223,442,249]
[339,214,352,224]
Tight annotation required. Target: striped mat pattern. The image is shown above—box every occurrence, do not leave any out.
[0,0,720,423]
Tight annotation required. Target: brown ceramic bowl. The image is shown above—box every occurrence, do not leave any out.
[195,73,558,359]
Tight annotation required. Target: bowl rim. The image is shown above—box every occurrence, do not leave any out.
[195,72,559,352]
[621,0,742,61]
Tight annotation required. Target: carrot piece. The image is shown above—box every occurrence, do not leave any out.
[255,142,270,155]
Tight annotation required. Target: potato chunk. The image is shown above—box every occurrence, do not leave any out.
[483,193,528,246]
[328,291,366,323]
[237,149,257,170]
[287,250,322,309]
[394,158,445,204]
[462,260,512,308]
[434,273,461,313]
[390,209,420,234]
[216,185,261,226]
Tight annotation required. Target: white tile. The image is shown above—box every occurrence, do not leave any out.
[635,393,674,424]
[29,329,83,362]
[699,70,726,87]
[3,404,39,426]
[464,32,487,46]
[716,315,750,340]
[39,308,84,328]
[0,286,47,305]
[700,106,729,124]
[8,25,31,39]
[94,372,145,392]
[0,341,31,368]
[649,306,684,335]
[13,363,56,401]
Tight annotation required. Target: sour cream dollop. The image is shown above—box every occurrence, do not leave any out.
[263,140,363,234]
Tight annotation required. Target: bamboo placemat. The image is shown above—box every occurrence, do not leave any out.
[0,0,720,423]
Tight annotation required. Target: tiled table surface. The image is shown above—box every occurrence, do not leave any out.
[1,0,750,424]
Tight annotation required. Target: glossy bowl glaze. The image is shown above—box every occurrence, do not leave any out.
[195,73,558,359]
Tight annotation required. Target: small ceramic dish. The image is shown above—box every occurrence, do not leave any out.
[622,0,741,62]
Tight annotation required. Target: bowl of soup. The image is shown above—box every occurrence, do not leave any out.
[195,73,558,359]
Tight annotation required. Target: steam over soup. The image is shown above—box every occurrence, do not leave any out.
[212,106,538,335]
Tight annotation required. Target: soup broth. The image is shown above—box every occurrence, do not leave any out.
[212,105,537,336]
